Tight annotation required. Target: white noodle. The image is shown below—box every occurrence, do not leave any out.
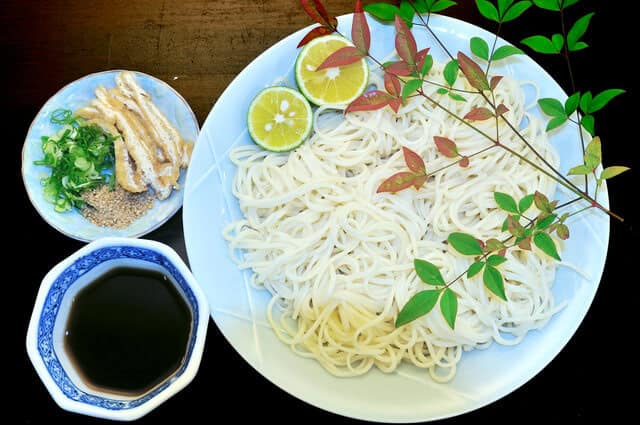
[223,62,560,382]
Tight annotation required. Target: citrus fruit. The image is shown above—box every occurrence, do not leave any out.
[247,86,313,152]
[295,34,369,106]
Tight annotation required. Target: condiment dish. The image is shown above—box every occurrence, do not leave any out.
[26,237,209,421]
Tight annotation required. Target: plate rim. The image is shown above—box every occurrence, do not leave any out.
[21,69,200,242]
[183,13,610,422]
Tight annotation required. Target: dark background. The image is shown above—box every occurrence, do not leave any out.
[3,0,635,423]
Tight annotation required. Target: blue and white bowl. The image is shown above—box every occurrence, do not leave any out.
[25,237,209,421]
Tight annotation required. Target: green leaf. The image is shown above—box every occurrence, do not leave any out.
[546,115,567,131]
[487,254,507,266]
[430,0,458,13]
[448,92,467,102]
[448,232,483,255]
[538,98,566,118]
[440,288,458,329]
[443,59,459,86]
[532,0,560,11]
[402,79,423,102]
[414,259,445,286]
[491,45,524,60]
[437,87,448,95]
[584,136,601,169]
[565,92,580,116]
[562,0,581,9]
[552,33,564,51]
[467,261,485,278]
[414,0,429,13]
[600,166,630,180]
[571,41,588,51]
[533,231,561,260]
[567,13,593,51]
[568,164,591,175]
[536,213,557,230]
[476,0,499,22]
[589,89,625,113]
[581,114,595,136]
[420,54,434,76]
[470,37,489,60]
[483,265,507,300]
[399,1,415,27]
[364,3,401,21]
[518,194,534,213]
[521,35,559,54]
[396,290,440,327]
[494,192,519,214]
[502,1,532,23]
[579,91,593,114]
[497,0,514,15]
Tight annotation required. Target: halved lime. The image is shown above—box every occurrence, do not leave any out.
[247,86,313,152]
[295,34,369,106]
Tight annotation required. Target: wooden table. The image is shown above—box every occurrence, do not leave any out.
[5,1,633,423]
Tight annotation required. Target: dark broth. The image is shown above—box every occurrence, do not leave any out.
[64,266,192,397]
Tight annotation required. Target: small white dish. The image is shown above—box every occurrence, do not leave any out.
[26,237,209,421]
[21,70,199,242]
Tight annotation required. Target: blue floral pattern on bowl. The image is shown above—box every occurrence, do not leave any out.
[38,246,199,410]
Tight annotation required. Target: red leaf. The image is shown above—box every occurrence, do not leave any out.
[377,172,420,193]
[457,52,490,91]
[394,15,417,65]
[498,248,507,256]
[490,75,503,90]
[464,107,494,121]
[402,146,426,174]
[433,136,459,158]
[297,26,334,47]
[458,156,470,167]
[352,0,370,54]
[301,0,337,28]
[518,237,532,251]
[413,174,428,189]
[416,48,430,71]
[477,239,486,249]
[345,90,395,113]
[495,103,509,116]
[301,0,325,26]
[385,61,412,76]
[384,73,401,97]
[316,46,364,70]
[388,97,402,113]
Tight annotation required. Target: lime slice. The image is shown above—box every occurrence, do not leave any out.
[295,34,369,106]
[247,87,313,152]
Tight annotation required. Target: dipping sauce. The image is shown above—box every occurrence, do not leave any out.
[64,267,192,397]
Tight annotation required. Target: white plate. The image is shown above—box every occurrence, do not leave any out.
[22,70,199,242]
[183,14,609,422]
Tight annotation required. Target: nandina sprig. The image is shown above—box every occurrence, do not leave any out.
[399,191,569,329]
[296,0,630,330]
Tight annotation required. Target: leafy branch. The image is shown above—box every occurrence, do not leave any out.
[297,0,629,329]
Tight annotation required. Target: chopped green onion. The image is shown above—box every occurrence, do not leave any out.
[34,109,117,212]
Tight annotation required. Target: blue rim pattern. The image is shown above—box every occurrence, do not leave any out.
[37,246,199,410]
